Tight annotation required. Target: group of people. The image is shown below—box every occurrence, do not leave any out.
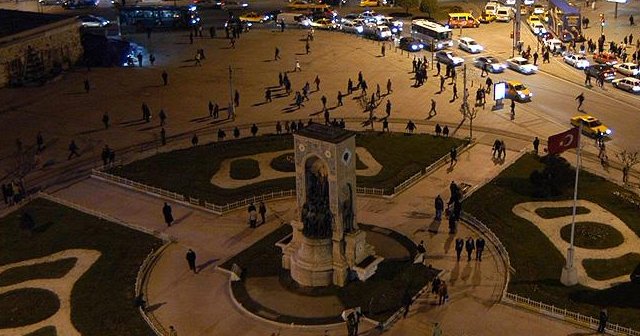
[2,180,25,207]
[492,139,507,160]
[454,236,486,262]
[247,202,267,228]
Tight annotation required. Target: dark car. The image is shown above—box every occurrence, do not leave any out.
[62,0,98,9]
[537,31,554,43]
[398,37,424,52]
[632,263,640,284]
[473,56,506,73]
[585,64,616,81]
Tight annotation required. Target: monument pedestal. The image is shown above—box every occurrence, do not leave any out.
[289,220,334,287]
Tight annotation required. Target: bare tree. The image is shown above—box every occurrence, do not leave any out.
[616,150,639,184]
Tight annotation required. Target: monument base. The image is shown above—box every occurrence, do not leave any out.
[290,235,334,287]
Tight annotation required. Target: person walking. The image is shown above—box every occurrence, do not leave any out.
[455,237,464,262]
[337,91,343,106]
[294,59,301,72]
[598,308,608,333]
[451,83,458,101]
[258,201,267,224]
[381,43,386,57]
[465,237,475,261]
[435,123,442,136]
[386,100,392,117]
[476,237,485,261]
[429,99,437,117]
[191,133,199,146]
[274,47,280,60]
[234,90,240,107]
[437,281,448,305]
[321,95,327,109]
[159,109,167,126]
[436,61,441,76]
[386,78,392,94]
[160,127,167,146]
[533,137,540,154]
[314,76,321,91]
[510,99,516,120]
[186,249,197,274]
[162,70,168,86]
[102,112,110,130]
[162,202,174,227]
[305,40,310,54]
[435,195,444,221]
[382,119,389,132]
[415,240,426,264]
[149,54,156,66]
[449,147,457,167]
[630,15,635,26]
[248,203,258,228]
[439,75,445,92]
[576,92,585,110]
[68,140,80,160]
[265,88,272,102]
[442,125,449,137]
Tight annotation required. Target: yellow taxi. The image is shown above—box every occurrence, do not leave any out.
[570,115,612,137]
[479,12,497,23]
[287,0,328,10]
[506,80,532,101]
[359,0,380,7]
[239,12,266,23]
[527,14,541,25]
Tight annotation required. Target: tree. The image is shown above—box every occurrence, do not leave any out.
[396,0,419,14]
[529,155,574,198]
[616,150,639,184]
[419,0,438,16]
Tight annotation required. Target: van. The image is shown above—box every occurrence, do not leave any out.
[276,12,311,27]
[484,1,500,15]
[447,13,480,28]
[495,7,512,22]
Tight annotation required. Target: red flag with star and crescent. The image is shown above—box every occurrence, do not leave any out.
[548,127,580,155]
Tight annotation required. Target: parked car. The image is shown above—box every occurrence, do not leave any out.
[474,56,506,73]
[506,80,533,101]
[612,77,640,93]
[526,14,541,26]
[564,54,590,69]
[78,14,110,27]
[584,64,616,81]
[436,50,464,66]
[530,22,546,35]
[398,37,424,51]
[458,37,484,53]
[478,12,496,23]
[506,57,538,74]
[239,12,267,23]
[39,0,63,5]
[533,4,545,15]
[62,0,98,9]
[570,115,611,137]
[340,21,364,34]
[221,0,248,10]
[592,52,618,65]
[544,38,564,54]
[614,62,640,76]
[310,18,337,30]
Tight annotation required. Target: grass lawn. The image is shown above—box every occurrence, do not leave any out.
[559,222,624,249]
[110,132,464,204]
[534,206,591,219]
[222,224,437,324]
[0,198,163,335]
[464,153,640,330]
[270,152,368,172]
[0,288,59,328]
[229,159,260,180]
[0,258,77,287]
[25,326,57,336]
[583,253,640,281]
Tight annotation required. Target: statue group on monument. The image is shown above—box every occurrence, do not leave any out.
[301,169,333,239]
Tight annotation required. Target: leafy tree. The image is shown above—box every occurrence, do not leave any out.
[396,0,419,14]
[529,155,574,198]
[419,0,438,16]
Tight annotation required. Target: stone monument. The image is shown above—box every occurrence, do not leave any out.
[280,124,381,287]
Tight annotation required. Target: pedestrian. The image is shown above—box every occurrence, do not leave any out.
[274,47,280,60]
[432,322,443,336]
[258,201,267,224]
[435,195,444,221]
[68,140,80,160]
[533,137,540,154]
[465,237,475,261]
[137,52,143,67]
[429,99,437,117]
[213,103,219,119]
[630,15,635,26]
[405,120,416,134]
[189,31,194,44]
[386,78,392,94]
[337,91,343,106]
[415,240,426,264]
[102,112,110,129]
[209,26,216,38]
[436,61,441,76]
[149,54,155,66]
[265,88,272,102]
[376,84,381,100]
[431,276,441,295]
[234,90,240,107]
[84,79,90,93]
[435,123,442,136]
[251,123,258,136]
[159,109,167,126]
[348,78,354,94]
[485,77,493,93]
[455,237,464,262]
[186,249,197,273]
[314,76,321,91]
[36,132,44,153]
[280,19,285,32]
[438,281,448,305]
[248,204,258,228]
[162,70,168,86]
[382,119,389,132]
[451,83,458,101]
[194,52,202,66]
[305,40,310,54]
[533,51,539,65]
[160,127,166,146]
[169,326,178,336]
[189,133,198,146]
[233,126,240,138]
[295,59,301,72]
[510,99,516,120]
[162,202,174,227]
[598,308,608,333]
[442,125,449,137]
[321,95,327,109]
[475,237,485,261]
[576,93,585,110]
[381,43,386,57]
[386,100,392,117]
[449,147,457,167]
[439,75,445,92]
[101,145,110,166]
[361,80,368,95]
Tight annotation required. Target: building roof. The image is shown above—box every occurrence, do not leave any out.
[0,10,72,39]
[295,123,354,144]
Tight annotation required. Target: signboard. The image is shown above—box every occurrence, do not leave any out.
[494,82,507,100]
[606,0,627,3]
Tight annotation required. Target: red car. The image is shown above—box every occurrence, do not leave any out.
[593,52,618,65]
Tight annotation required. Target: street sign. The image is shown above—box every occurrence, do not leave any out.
[606,0,627,3]
[494,82,506,100]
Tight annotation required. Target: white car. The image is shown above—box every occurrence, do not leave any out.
[612,77,640,93]
[310,18,337,30]
[474,56,507,73]
[506,57,538,74]
[341,21,364,34]
[614,62,640,76]
[359,10,383,23]
[436,50,464,66]
[564,54,590,69]
[544,38,563,53]
[530,22,546,35]
[458,37,484,54]
[78,15,110,27]
[533,4,545,15]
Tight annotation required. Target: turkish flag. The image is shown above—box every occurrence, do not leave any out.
[548,127,580,155]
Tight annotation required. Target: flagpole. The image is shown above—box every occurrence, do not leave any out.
[561,124,581,286]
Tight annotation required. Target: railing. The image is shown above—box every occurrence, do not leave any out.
[135,242,173,336]
[92,170,185,202]
[504,293,640,336]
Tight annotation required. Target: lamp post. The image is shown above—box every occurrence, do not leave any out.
[228,65,235,120]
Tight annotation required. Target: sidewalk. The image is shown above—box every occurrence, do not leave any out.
[51,134,594,336]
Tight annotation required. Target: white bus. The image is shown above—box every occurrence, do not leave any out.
[411,20,453,51]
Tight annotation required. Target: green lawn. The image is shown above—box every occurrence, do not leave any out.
[583,253,640,281]
[0,288,59,328]
[0,198,163,335]
[559,222,624,249]
[229,159,260,180]
[0,258,77,287]
[110,132,464,204]
[534,206,591,219]
[464,154,640,330]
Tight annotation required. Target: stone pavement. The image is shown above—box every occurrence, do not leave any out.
[51,134,596,336]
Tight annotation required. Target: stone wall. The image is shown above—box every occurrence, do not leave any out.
[0,18,83,87]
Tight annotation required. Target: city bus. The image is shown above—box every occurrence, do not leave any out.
[118,5,201,32]
[411,20,453,50]
[547,0,583,42]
